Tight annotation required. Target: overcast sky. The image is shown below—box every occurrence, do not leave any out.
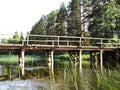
[0,0,71,35]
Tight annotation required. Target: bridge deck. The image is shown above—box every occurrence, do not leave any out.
[0,44,118,51]
[0,34,119,76]
[0,34,120,51]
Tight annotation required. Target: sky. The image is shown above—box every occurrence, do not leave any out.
[0,0,71,35]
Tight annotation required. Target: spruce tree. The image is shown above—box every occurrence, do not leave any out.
[30,15,46,35]
[88,0,120,38]
[67,0,82,36]
[46,10,58,35]
[56,3,68,36]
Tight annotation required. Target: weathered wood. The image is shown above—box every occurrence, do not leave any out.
[51,50,54,73]
[0,34,120,51]
[18,48,25,78]
[0,34,120,75]
[100,50,103,73]
[47,50,54,73]
[79,50,82,73]
[1,34,120,49]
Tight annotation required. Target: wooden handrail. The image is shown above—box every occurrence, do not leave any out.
[0,34,120,48]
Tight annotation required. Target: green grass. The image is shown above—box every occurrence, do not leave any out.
[82,54,90,60]
[55,52,90,60]
[0,55,18,64]
[0,55,43,64]
[82,61,91,68]
[0,54,119,90]
[0,53,91,67]
[55,52,90,67]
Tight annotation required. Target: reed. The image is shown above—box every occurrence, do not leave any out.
[0,54,119,90]
[54,60,120,90]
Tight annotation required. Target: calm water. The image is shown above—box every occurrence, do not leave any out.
[0,60,120,90]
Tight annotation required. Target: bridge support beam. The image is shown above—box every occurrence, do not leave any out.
[69,50,82,73]
[79,50,82,73]
[18,48,25,78]
[100,50,103,73]
[47,50,54,73]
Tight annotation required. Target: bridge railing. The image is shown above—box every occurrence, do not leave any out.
[0,34,120,48]
[25,35,120,48]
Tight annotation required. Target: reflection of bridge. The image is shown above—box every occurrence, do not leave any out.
[0,34,120,77]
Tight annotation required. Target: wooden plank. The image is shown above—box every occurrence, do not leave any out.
[0,34,120,50]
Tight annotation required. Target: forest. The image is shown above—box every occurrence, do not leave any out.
[0,1,120,89]
[4,0,120,43]
[29,0,120,38]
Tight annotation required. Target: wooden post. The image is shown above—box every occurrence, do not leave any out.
[79,50,82,73]
[57,36,59,46]
[47,50,54,73]
[18,48,25,78]
[27,34,29,45]
[51,50,54,73]
[47,50,55,90]
[100,50,103,73]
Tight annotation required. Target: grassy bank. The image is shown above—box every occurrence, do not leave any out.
[0,53,90,67]
[0,54,119,90]
[0,55,43,64]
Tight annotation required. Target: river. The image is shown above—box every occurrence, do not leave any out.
[0,60,120,90]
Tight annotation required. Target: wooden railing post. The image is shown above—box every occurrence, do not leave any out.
[52,40,54,46]
[100,38,103,47]
[57,36,59,46]
[22,40,24,45]
[67,40,69,46]
[27,34,29,45]
[79,37,82,47]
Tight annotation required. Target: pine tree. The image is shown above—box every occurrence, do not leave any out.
[30,15,46,35]
[88,0,120,38]
[56,3,68,36]
[67,0,82,36]
[7,31,20,44]
[13,31,19,39]
[20,32,24,40]
[46,10,58,35]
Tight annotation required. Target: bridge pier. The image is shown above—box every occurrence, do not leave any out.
[100,50,103,73]
[18,48,25,78]
[79,50,82,73]
[69,50,82,73]
[47,50,54,73]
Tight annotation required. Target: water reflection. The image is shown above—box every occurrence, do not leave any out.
[0,65,3,75]
[0,59,119,90]
[48,63,55,90]
[0,79,49,90]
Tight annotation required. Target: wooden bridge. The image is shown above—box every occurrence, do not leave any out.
[0,34,120,77]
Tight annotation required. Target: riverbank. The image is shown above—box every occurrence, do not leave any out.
[0,53,119,90]
[0,53,90,67]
